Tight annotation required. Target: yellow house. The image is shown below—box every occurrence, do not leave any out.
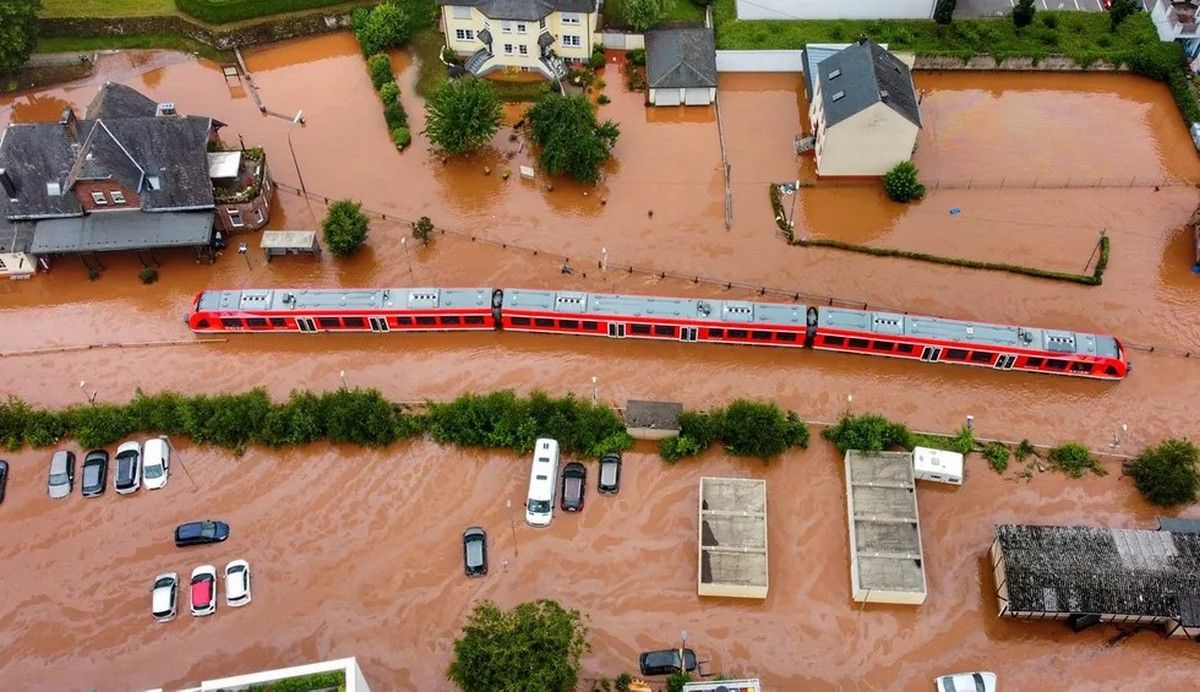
[809,38,921,178]
[437,0,601,80]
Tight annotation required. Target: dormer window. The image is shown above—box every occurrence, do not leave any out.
[831,90,846,102]
[110,190,126,204]
[147,175,162,190]
[91,191,108,205]
[828,68,841,80]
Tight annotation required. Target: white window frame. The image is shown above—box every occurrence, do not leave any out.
[455,29,475,40]
[504,43,514,54]
[562,14,581,25]
[451,5,471,19]
[539,17,546,29]
[254,208,265,225]
[110,190,126,204]
[562,35,581,47]
[519,44,528,55]
[502,21,513,33]
[516,23,527,33]
[91,191,107,206]
[228,208,244,228]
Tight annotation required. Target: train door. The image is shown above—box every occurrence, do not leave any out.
[920,346,942,362]
[994,354,1016,370]
[369,316,390,333]
[297,317,316,333]
[679,327,698,343]
[607,322,626,338]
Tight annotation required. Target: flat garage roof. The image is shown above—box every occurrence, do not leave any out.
[698,477,768,599]
[30,211,214,254]
[844,450,926,605]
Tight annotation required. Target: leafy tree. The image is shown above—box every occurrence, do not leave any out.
[822,412,911,453]
[933,0,956,25]
[355,1,413,55]
[1048,442,1105,478]
[412,215,435,244]
[1012,0,1036,28]
[0,0,41,75]
[1127,438,1199,506]
[447,599,589,692]
[322,199,370,256]
[622,0,667,32]
[883,161,926,203]
[527,95,620,184]
[424,78,502,154]
[718,399,809,460]
[1109,0,1140,32]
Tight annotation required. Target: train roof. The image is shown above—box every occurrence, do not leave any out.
[195,287,493,312]
[502,288,810,326]
[818,307,1120,358]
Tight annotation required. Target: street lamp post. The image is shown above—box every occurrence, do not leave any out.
[287,114,307,195]
[591,376,598,406]
[506,499,520,557]
[237,242,251,270]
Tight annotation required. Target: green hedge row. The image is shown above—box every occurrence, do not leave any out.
[822,412,973,456]
[769,184,1111,285]
[659,400,809,463]
[175,0,356,24]
[0,389,630,458]
[245,670,346,692]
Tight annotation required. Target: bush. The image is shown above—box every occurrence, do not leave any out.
[1048,442,1105,478]
[1109,0,1140,32]
[391,126,412,149]
[245,670,346,692]
[355,1,413,55]
[368,53,394,89]
[883,161,926,203]
[1014,438,1036,461]
[384,98,409,129]
[321,199,370,256]
[139,268,158,284]
[378,81,400,105]
[67,404,136,449]
[666,673,693,692]
[597,94,611,105]
[719,400,808,460]
[1126,438,1200,506]
[447,599,589,692]
[628,48,646,66]
[1012,0,1036,28]
[322,388,404,446]
[934,0,956,25]
[412,215,434,244]
[589,44,606,69]
[822,412,910,453]
[615,674,633,692]
[623,0,668,32]
[1041,12,1058,29]
[983,442,1010,474]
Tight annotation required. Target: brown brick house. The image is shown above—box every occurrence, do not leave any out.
[0,82,272,267]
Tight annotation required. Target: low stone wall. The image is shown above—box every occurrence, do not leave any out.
[913,55,1126,72]
[38,10,355,50]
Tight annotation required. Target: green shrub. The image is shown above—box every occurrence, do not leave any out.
[883,161,926,203]
[1126,438,1200,506]
[983,442,1010,474]
[1014,438,1036,461]
[1109,0,1140,32]
[177,0,351,24]
[1040,12,1058,29]
[321,199,370,256]
[384,98,408,129]
[67,404,135,449]
[22,408,67,448]
[378,81,400,104]
[822,412,910,453]
[615,673,634,692]
[138,268,158,284]
[244,670,345,692]
[368,53,394,89]
[597,94,611,105]
[934,0,956,25]
[0,396,33,450]
[1048,442,1106,478]
[719,400,809,460]
[323,388,404,446]
[355,1,413,54]
[391,126,412,148]
[666,672,693,692]
[412,215,434,243]
[258,391,328,447]
[628,48,646,65]
[1012,0,1036,28]
[909,425,974,455]
[589,44,606,69]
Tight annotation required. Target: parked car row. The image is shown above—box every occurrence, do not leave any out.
[151,560,252,622]
[45,438,171,499]
[525,440,622,528]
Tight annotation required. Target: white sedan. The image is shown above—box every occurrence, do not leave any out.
[142,438,170,490]
[225,560,252,607]
[936,672,997,692]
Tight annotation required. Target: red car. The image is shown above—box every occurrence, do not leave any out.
[190,565,217,616]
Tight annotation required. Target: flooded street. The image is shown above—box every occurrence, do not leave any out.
[2,35,1200,689]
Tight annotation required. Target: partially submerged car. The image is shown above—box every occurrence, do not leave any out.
[114,441,142,495]
[190,565,217,617]
[598,452,621,495]
[935,672,997,692]
[462,526,488,577]
[561,462,586,512]
[224,560,252,607]
[151,572,179,622]
[639,648,697,676]
[141,438,170,490]
[47,450,75,499]
[81,450,108,498]
[175,520,230,547]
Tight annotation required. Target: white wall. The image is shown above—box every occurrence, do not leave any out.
[735,0,933,20]
[714,49,804,72]
[816,102,920,177]
[600,31,644,50]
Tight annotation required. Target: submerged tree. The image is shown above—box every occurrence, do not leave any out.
[526,95,619,184]
[0,0,41,75]
[321,199,370,256]
[424,78,502,155]
[883,161,926,203]
[1127,438,1200,506]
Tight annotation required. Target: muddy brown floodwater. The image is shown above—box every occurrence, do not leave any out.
[2,35,1200,689]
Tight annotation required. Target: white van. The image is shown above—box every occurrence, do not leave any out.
[525,438,560,527]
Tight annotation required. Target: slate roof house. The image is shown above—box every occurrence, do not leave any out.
[807,38,921,177]
[645,28,717,107]
[0,82,272,268]
[438,0,601,80]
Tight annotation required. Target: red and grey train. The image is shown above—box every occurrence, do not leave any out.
[187,287,1129,380]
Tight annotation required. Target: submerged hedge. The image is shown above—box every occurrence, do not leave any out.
[175,0,357,24]
[659,400,809,463]
[0,389,630,458]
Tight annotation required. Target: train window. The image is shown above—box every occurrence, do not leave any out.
[871,340,893,351]
[654,325,675,336]
[465,315,485,325]
[398,316,413,326]
[245,318,267,328]
[970,351,993,363]
[558,319,579,329]
[416,316,437,326]
[1024,357,1043,367]
[534,318,554,328]
[708,328,725,338]
[269,317,287,328]
[752,331,771,340]
[728,329,748,339]
[824,335,845,346]
[1105,365,1119,377]
[220,318,243,329]
[945,349,968,360]
[896,343,915,353]
[343,317,365,328]
[442,316,461,325]
[318,317,341,328]
[848,338,869,348]
[777,332,797,342]
[1071,362,1093,373]
[511,316,531,326]
[582,321,598,330]
[630,324,651,335]
[1046,359,1068,369]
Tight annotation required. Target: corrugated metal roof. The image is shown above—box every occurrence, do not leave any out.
[30,210,213,253]
[503,288,809,326]
[198,287,492,312]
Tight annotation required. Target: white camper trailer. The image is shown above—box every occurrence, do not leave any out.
[912,446,964,485]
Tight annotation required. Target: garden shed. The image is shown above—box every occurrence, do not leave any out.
[645,28,717,107]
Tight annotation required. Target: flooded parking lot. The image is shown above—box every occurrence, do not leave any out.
[2,34,1200,689]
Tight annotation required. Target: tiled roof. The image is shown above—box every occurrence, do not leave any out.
[645,28,717,89]
[439,0,593,21]
[817,38,920,129]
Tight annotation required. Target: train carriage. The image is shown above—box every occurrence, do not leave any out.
[187,287,498,333]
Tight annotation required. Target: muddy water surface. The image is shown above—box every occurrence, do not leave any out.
[2,37,1200,689]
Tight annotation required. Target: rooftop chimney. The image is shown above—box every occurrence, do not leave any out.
[0,169,16,200]
[59,107,77,143]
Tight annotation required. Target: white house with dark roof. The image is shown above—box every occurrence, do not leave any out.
[808,38,921,177]
[437,0,600,80]
[645,28,717,107]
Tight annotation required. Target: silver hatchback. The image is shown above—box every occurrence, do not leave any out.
[47,451,76,499]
